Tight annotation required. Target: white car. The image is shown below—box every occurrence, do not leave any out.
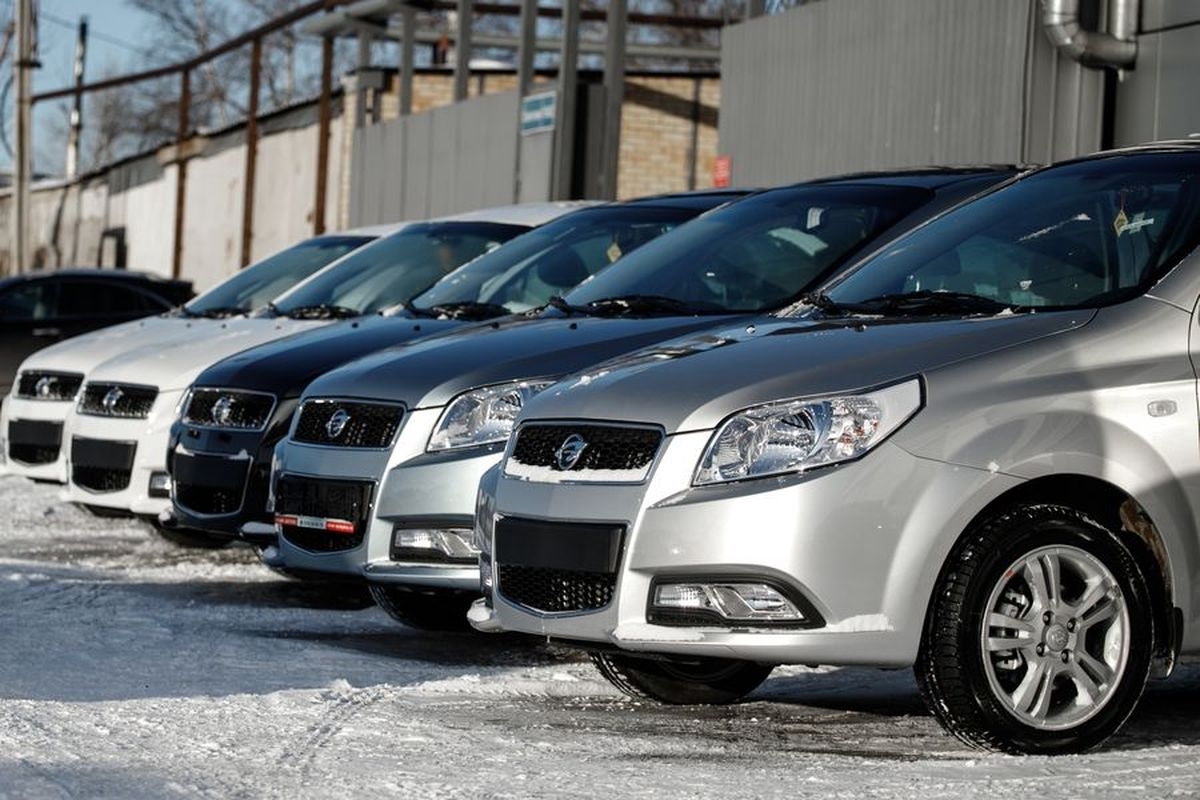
[59,204,581,533]
[0,229,389,484]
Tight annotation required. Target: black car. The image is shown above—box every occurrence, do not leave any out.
[164,191,748,546]
[0,269,193,397]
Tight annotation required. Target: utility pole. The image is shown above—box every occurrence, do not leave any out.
[64,16,88,180]
[12,0,36,275]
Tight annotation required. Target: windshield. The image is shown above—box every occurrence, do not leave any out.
[559,185,932,313]
[821,153,1200,313]
[268,222,527,318]
[185,236,370,316]
[409,205,703,315]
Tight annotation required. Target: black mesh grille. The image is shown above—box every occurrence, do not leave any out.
[10,444,59,464]
[275,475,372,553]
[15,371,84,401]
[183,389,275,430]
[511,424,662,473]
[498,564,616,613]
[175,483,244,515]
[7,419,63,465]
[78,383,158,418]
[293,400,404,448]
[72,466,132,492]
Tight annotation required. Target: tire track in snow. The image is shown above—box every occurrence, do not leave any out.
[277,684,397,775]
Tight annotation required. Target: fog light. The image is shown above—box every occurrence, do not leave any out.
[390,526,478,563]
[652,581,806,624]
[148,471,172,498]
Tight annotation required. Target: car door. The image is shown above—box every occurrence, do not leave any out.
[0,279,61,396]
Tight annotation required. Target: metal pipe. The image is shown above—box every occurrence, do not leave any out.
[600,0,627,201]
[453,0,473,102]
[314,35,334,235]
[171,70,191,280]
[65,17,88,180]
[241,37,262,268]
[12,0,34,274]
[399,4,415,115]
[1040,0,1137,69]
[550,0,580,200]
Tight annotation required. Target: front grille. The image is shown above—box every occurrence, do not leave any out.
[292,400,404,448]
[7,419,63,465]
[70,437,136,493]
[175,483,243,515]
[72,466,132,492]
[275,475,373,552]
[15,371,83,401]
[183,388,275,430]
[507,423,663,482]
[78,383,158,418]
[498,564,616,613]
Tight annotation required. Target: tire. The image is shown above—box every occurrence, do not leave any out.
[368,584,475,631]
[590,651,772,705]
[916,503,1154,754]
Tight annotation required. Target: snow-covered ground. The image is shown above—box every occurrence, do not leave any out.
[0,474,1197,799]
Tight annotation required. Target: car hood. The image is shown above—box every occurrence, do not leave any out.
[303,315,746,409]
[83,317,324,392]
[192,315,466,397]
[520,310,1096,433]
[13,316,211,376]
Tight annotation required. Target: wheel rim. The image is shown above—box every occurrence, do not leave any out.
[980,544,1130,731]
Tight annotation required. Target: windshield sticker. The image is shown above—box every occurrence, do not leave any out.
[606,240,622,262]
[1119,212,1156,236]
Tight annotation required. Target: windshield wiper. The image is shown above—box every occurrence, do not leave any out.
[186,305,249,319]
[584,294,727,317]
[547,295,590,316]
[280,304,361,320]
[846,290,1014,317]
[426,301,513,321]
[397,300,436,319]
[797,292,849,315]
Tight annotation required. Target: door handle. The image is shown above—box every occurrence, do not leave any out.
[32,327,62,337]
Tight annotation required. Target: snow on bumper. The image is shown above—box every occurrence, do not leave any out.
[487,432,1023,667]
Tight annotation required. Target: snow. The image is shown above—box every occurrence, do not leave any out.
[1,475,1199,797]
[503,460,649,484]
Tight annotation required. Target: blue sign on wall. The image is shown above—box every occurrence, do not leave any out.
[520,91,557,136]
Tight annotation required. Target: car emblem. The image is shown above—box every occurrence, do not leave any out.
[102,386,124,414]
[34,376,56,398]
[211,395,236,427]
[326,408,351,439]
[553,433,588,471]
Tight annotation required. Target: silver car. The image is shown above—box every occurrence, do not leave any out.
[476,142,1200,755]
[268,169,1018,630]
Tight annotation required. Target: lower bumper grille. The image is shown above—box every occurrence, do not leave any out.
[7,419,64,465]
[175,483,242,515]
[498,564,616,613]
[71,437,136,493]
[171,451,251,516]
[275,475,373,553]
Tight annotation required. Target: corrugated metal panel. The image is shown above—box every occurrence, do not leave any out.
[719,0,1104,186]
[1115,23,1200,144]
[348,89,549,224]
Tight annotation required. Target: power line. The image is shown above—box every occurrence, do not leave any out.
[39,9,143,54]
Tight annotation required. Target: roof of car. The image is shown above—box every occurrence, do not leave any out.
[608,188,754,209]
[331,222,411,238]
[432,201,600,227]
[0,268,190,290]
[801,165,1028,190]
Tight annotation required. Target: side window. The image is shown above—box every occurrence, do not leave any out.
[58,281,160,317]
[0,282,57,320]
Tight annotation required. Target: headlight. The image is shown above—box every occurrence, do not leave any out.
[694,379,922,485]
[427,379,554,452]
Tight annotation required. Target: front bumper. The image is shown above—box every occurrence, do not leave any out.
[2,395,75,483]
[64,389,184,516]
[485,431,1022,667]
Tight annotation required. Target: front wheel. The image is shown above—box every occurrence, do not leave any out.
[368,584,475,631]
[590,651,772,705]
[916,504,1154,754]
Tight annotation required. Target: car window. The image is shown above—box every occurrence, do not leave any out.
[560,185,933,313]
[58,280,163,317]
[0,282,58,321]
[270,222,527,317]
[186,236,371,315]
[824,153,1200,310]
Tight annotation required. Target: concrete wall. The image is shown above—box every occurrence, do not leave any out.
[0,99,346,291]
[718,0,1106,186]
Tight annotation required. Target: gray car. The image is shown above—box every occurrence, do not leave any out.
[266,168,1018,629]
[474,142,1200,755]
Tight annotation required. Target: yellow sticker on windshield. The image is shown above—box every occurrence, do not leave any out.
[1113,208,1129,236]
[607,240,623,262]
